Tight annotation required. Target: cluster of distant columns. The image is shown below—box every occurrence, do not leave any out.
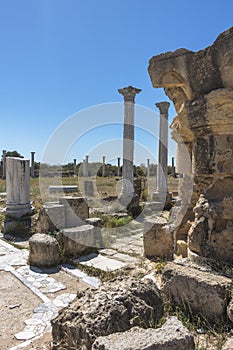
[1,87,175,199]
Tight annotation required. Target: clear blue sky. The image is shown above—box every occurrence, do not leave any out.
[0,0,232,165]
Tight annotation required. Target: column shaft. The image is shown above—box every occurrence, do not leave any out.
[118,86,141,197]
[31,152,35,178]
[155,102,170,195]
[117,157,121,177]
[2,150,6,179]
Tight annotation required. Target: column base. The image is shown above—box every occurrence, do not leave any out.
[4,216,32,237]
[5,203,32,219]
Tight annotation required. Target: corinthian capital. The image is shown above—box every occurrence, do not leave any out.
[155,101,170,115]
[118,86,141,103]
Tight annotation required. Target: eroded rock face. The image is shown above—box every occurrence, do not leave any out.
[148,27,233,110]
[52,278,164,350]
[92,316,195,350]
[148,26,233,264]
[162,262,232,324]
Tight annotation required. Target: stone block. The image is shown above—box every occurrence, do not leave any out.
[84,180,94,196]
[52,278,164,350]
[60,224,101,258]
[85,217,101,227]
[36,203,65,233]
[222,337,233,350]
[85,217,103,248]
[49,185,78,193]
[176,240,188,258]
[92,316,195,350]
[59,196,89,228]
[227,293,233,322]
[29,233,61,268]
[162,262,232,324]
[143,218,173,259]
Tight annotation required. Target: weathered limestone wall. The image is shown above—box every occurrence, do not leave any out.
[148,26,233,263]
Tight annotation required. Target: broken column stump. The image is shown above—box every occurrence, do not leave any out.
[29,233,61,268]
[4,157,32,236]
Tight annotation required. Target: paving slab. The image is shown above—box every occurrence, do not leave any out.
[62,264,100,288]
[112,252,139,263]
[100,248,118,256]
[75,253,126,271]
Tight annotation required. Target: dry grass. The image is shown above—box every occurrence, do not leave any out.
[0,175,179,215]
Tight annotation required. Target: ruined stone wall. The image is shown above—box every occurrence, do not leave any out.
[148,26,233,263]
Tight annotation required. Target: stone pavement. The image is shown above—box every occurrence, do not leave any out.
[0,226,143,349]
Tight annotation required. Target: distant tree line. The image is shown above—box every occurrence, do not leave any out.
[0,150,173,178]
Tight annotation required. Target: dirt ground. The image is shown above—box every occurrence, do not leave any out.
[0,271,41,350]
[0,268,89,350]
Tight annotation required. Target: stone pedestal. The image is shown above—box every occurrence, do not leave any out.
[4,157,32,235]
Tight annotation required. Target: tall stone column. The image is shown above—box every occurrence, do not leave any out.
[85,155,89,177]
[2,150,6,179]
[171,157,176,177]
[102,156,106,177]
[4,157,32,235]
[73,158,77,176]
[153,102,170,200]
[31,151,35,178]
[118,86,141,203]
[82,159,86,177]
[117,157,121,177]
[176,142,192,176]
[147,159,150,177]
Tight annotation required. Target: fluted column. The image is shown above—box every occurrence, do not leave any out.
[118,86,141,200]
[154,102,170,197]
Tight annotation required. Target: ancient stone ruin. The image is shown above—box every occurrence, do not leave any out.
[4,157,32,235]
[3,26,233,350]
[148,26,233,264]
